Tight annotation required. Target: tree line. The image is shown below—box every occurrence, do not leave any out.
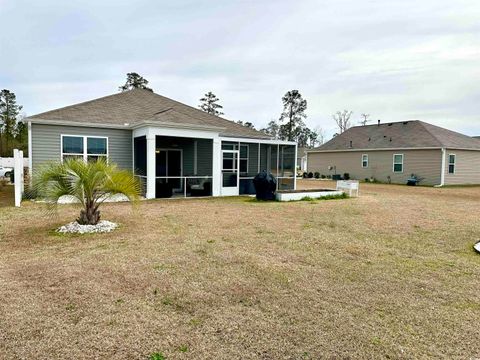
[1,72,372,158]
[0,89,27,157]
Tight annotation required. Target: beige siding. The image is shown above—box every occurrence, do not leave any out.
[444,149,480,185]
[307,149,442,185]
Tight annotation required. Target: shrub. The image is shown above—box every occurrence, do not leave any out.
[343,173,350,180]
[307,172,314,178]
[34,158,141,225]
[302,172,308,178]
[321,174,326,179]
[22,185,38,200]
[314,172,320,179]
[150,353,166,360]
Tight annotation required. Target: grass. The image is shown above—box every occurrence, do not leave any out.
[0,180,479,358]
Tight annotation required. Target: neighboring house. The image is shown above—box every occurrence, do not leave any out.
[307,120,480,186]
[297,147,309,172]
[26,89,297,198]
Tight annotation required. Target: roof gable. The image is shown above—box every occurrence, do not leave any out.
[27,89,270,139]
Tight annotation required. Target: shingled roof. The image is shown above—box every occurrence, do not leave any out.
[311,120,480,151]
[27,89,270,139]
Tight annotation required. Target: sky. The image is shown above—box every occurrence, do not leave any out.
[1,0,479,139]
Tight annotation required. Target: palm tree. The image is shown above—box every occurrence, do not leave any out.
[34,158,141,225]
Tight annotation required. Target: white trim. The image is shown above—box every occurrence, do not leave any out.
[60,134,108,162]
[28,121,32,182]
[133,126,219,140]
[219,136,296,145]
[361,154,368,168]
[221,149,240,196]
[447,153,456,175]
[294,143,297,190]
[146,134,156,199]
[393,153,404,173]
[132,131,136,174]
[440,148,446,186]
[212,138,221,196]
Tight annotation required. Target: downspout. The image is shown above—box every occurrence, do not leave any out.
[28,121,33,186]
[436,148,446,187]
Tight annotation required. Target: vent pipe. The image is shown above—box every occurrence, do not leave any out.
[377,119,381,126]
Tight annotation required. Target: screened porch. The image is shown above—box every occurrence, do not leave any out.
[133,133,296,198]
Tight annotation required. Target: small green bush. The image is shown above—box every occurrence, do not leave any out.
[307,172,314,178]
[314,172,320,179]
[343,173,350,180]
[321,174,326,179]
[150,352,166,360]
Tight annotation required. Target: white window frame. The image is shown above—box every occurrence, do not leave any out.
[393,153,404,173]
[61,134,109,162]
[448,153,456,174]
[239,144,249,175]
[361,154,368,168]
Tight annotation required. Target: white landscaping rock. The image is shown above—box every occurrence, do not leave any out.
[57,220,118,234]
[474,241,480,254]
[57,194,130,204]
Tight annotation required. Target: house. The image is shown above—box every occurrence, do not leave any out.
[307,120,480,186]
[26,89,297,198]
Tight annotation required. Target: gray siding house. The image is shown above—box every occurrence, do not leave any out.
[307,120,480,186]
[27,89,297,198]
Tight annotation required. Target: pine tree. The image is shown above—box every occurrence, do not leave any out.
[0,89,23,156]
[261,120,280,139]
[236,120,255,129]
[278,90,307,141]
[119,72,153,92]
[199,92,224,116]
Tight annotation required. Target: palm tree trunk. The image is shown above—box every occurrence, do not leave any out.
[77,201,101,225]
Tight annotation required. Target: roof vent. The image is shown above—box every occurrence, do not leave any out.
[377,120,381,126]
[403,121,408,125]
[349,140,353,148]
[368,137,371,141]
[388,123,393,126]
[390,137,392,142]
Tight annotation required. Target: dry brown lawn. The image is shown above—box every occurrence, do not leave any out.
[0,180,479,359]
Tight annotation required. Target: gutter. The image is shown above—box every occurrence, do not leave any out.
[27,117,226,133]
[435,147,446,187]
[307,146,443,153]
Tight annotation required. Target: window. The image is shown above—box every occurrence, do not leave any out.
[393,154,403,173]
[240,144,249,174]
[362,154,368,168]
[61,135,108,162]
[448,154,456,174]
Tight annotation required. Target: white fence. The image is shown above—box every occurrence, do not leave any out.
[0,157,29,168]
[13,150,25,207]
